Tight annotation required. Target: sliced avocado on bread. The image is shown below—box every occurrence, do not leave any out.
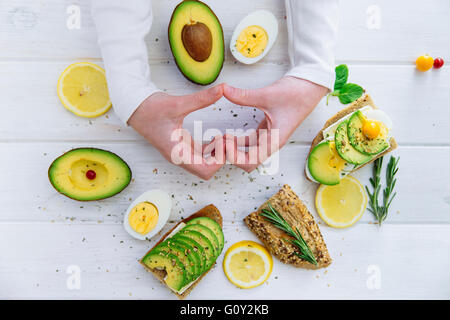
[151,240,197,283]
[173,229,216,270]
[180,224,220,257]
[186,217,224,251]
[306,94,397,185]
[140,204,224,299]
[173,235,207,275]
[347,110,389,155]
[335,120,372,165]
[141,250,187,291]
[169,237,203,276]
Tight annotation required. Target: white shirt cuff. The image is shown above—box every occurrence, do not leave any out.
[112,84,161,124]
[285,65,334,92]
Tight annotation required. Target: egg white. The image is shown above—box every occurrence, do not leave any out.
[123,189,172,240]
[230,10,278,64]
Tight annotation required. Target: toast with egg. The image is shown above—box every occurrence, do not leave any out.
[244,184,332,269]
[140,204,223,299]
[306,94,397,183]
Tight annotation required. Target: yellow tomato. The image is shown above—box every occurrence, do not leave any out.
[362,120,381,139]
[416,55,434,72]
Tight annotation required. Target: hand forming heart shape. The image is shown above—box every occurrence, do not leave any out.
[128,76,328,180]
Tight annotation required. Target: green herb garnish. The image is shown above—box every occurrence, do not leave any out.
[366,156,400,225]
[260,203,317,265]
[327,64,364,105]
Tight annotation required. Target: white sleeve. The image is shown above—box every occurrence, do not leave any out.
[91,0,160,124]
[285,0,339,91]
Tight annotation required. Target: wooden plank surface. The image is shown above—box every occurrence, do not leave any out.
[1,62,449,145]
[1,0,449,62]
[0,142,449,224]
[0,0,449,300]
[1,223,449,299]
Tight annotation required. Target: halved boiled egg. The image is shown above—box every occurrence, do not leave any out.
[230,10,278,64]
[123,189,172,240]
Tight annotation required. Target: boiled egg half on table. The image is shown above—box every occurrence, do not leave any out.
[230,10,278,64]
[123,190,172,240]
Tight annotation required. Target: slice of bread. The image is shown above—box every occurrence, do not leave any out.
[306,94,398,181]
[244,185,332,269]
[140,204,222,299]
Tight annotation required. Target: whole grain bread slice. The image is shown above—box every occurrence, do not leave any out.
[140,204,222,299]
[244,185,332,269]
[306,94,397,181]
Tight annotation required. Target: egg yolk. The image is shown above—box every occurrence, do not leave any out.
[128,202,159,235]
[328,142,347,171]
[362,120,381,139]
[236,25,268,58]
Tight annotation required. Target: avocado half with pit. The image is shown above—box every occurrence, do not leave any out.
[48,148,132,201]
[168,0,224,85]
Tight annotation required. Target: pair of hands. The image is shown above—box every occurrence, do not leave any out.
[128,76,328,180]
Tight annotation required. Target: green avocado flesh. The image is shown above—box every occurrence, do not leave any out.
[174,229,216,270]
[348,111,389,155]
[172,235,207,274]
[168,237,203,276]
[180,224,220,257]
[186,217,224,252]
[142,250,187,291]
[335,120,372,165]
[141,217,224,290]
[48,148,131,201]
[308,141,342,186]
[154,241,197,283]
[168,0,224,85]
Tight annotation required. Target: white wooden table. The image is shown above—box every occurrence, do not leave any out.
[1,0,449,300]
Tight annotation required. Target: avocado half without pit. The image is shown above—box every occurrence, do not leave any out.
[169,0,224,85]
[48,148,132,201]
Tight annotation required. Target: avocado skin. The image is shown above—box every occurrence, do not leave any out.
[168,0,225,85]
[48,148,132,201]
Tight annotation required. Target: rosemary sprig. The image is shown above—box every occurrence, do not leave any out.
[260,203,317,265]
[365,156,400,225]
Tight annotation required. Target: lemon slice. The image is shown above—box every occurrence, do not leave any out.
[57,62,111,118]
[315,175,368,228]
[223,240,273,289]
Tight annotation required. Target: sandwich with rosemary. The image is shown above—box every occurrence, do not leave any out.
[306,94,397,185]
[244,185,332,269]
[140,204,224,299]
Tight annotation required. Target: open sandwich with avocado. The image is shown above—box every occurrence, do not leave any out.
[140,204,224,299]
[306,94,397,185]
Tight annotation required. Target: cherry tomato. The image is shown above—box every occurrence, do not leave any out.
[433,57,444,69]
[416,55,434,72]
[86,170,96,180]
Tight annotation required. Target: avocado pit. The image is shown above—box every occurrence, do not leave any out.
[181,22,212,62]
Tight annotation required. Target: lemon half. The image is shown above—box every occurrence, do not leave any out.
[57,62,111,118]
[315,175,367,228]
[223,240,273,289]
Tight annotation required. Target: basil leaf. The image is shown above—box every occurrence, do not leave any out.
[337,83,364,104]
[334,64,348,91]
